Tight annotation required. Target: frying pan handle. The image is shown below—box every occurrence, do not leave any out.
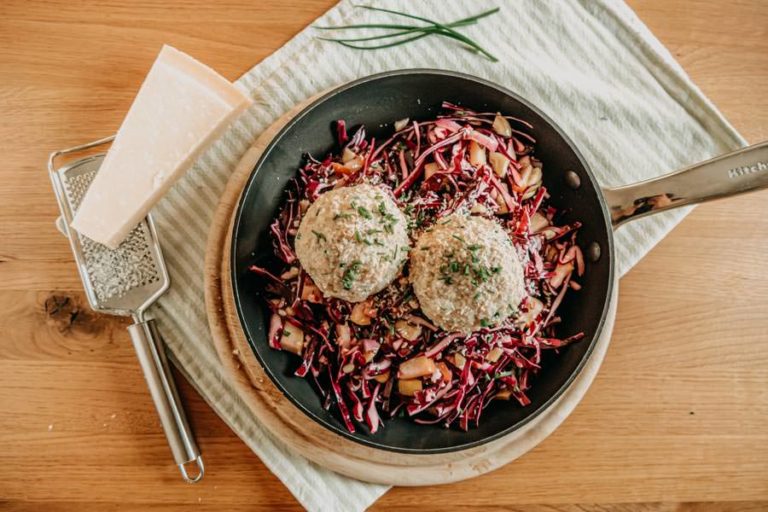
[603,141,768,228]
[127,319,204,483]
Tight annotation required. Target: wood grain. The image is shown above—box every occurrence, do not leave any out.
[0,0,766,510]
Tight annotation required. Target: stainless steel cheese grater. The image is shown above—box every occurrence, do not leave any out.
[48,136,204,483]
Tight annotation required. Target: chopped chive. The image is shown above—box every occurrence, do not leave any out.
[342,260,362,290]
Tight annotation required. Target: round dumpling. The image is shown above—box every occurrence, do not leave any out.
[410,214,527,334]
[295,184,410,303]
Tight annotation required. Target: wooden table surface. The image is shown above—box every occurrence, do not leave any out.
[1,1,766,510]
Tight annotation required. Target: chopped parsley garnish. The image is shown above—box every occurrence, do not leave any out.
[341,260,362,290]
[438,242,500,287]
[357,206,372,219]
[333,212,353,220]
[480,318,492,327]
[312,230,326,242]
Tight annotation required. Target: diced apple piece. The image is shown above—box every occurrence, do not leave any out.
[486,347,503,363]
[394,117,410,132]
[280,322,304,355]
[489,152,509,178]
[491,189,509,214]
[529,212,550,233]
[280,267,299,280]
[398,356,436,379]
[424,162,440,181]
[495,389,513,401]
[397,378,423,396]
[452,352,466,370]
[342,147,357,163]
[492,113,512,137]
[335,323,351,348]
[395,319,422,341]
[300,280,323,303]
[350,300,374,325]
[373,370,390,383]
[528,166,542,187]
[468,140,486,167]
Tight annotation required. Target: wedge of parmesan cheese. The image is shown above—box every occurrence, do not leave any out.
[71,45,252,248]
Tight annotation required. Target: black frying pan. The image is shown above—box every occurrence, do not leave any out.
[230,70,768,454]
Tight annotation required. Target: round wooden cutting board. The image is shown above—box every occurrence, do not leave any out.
[203,104,618,486]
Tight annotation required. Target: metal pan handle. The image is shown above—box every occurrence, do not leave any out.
[603,141,768,228]
[127,319,204,483]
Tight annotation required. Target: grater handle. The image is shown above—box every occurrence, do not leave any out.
[127,319,204,483]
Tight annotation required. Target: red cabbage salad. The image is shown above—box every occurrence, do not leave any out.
[249,102,584,434]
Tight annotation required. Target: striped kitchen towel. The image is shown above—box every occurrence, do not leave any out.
[147,1,746,510]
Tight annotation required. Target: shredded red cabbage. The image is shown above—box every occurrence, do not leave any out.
[250,102,584,434]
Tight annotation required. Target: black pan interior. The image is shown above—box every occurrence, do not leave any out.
[231,70,615,453]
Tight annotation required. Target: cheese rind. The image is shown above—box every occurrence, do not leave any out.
[71,45,252,249]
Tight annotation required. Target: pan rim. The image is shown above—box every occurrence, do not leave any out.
[230,68,616,454]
